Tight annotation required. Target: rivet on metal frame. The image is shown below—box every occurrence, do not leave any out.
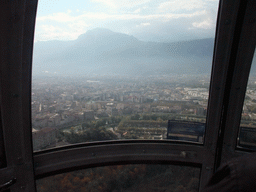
[180,151,187,158]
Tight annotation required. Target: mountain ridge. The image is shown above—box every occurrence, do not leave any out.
[33,28,215,76]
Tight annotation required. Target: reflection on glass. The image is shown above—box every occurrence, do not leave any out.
[167,120,205,143]
[238,50,256,150]
[32,0,219,151]
[37,164,200,192]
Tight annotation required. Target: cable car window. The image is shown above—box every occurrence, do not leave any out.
[238,49,256,150]
[32,0,220,151]
[36,164,200,192]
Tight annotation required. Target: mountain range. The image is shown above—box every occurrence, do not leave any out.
[33,28,216,76]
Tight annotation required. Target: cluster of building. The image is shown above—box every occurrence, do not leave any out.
[31,75,209,150]
[241,75,256,122]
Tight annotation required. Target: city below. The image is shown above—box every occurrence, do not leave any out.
[31,74,256,151]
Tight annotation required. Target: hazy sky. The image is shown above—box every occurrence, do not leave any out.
[35,0,219,42]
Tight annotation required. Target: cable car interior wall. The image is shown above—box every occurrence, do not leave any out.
[0,0,255,191]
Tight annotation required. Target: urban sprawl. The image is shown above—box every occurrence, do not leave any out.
[31,74,256,151]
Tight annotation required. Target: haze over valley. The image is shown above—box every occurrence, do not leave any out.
[33,28,214,77]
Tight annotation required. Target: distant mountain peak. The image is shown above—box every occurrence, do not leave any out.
[75,28,139,47]
[83,28,114,37]
[76,28,116,40]
[77,28,138,42]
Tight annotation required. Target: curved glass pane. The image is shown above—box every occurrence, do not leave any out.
[32,0,220,151]
[238,49,256,150]
[37,164,200,192]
